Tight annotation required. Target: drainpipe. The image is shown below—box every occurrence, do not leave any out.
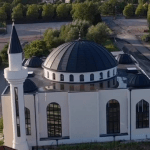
[33,93,38,150]
[129,88,132,141]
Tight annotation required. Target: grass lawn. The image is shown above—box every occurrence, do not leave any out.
[103,39,120,52]
[57,141,150,150]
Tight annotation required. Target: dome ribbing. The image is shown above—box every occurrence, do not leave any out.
[128,74,150,88]
[117,54,134,64]
[24,56,43,68]
[23,79,38,93]
[43,40,117,73]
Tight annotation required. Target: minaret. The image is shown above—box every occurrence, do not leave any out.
[4,23,29,150]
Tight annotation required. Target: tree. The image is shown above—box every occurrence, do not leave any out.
[44,29,64,49]
[24,40,49,58]
[143,3,148,16]
[65,27,79,42]
[26,4,39,20]
[11,0,21,7]
[138,0,146,4]
[86,22,109,44]
[2,3,11,20]
[12,3,23,20]
[71,20,91,37]
[0,43,8,62]
[135,4,144,16]
[72,2,100,24]
[0,7,7,22]
[56,3,71,19]
[123,4,134,18]
[42,4,54,20]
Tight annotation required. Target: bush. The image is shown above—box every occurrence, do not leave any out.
[123,4,134,18]
[141,34,150,41]
[86,22,110,44]
[24,40,49,58]
[135,4,145,16]
[0,43,8,62]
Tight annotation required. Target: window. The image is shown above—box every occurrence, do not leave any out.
[113,78,115,85]
[90,74,94,81]
[70,75,74,82]
[47,103,62,137]
[90,84,94,90]
[107,71,110,78]
[100,72,103,79]
[14,87,20,137]
[25,108,31,135]
[60,74,64,81]
[108,81,110,88]
[69,85,74,91]
[60,84,64,90]
[53,83,56,89]
[113,69,115,75]
[80,75,84,82]
[53,73,55,80]
[100,82,103,88]
[106,100,120,134]
[136,100,149,128]
[47,72,49,78]
[80,85,84,91]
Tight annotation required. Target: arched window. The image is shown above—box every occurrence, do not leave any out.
[53,73,55,80]
[47,72,49,78]
[113,69,115,75]
[90,74,94,81]
[60,74,64,81]
[25,107,31,135]
[70,75,74,82]
[108,81,110,88]
[136,100,149,128]
[107,71,110,78]
[80,74,84,82]
[106,100,120,134]
[100,72,103,79]
[47,103,62,137]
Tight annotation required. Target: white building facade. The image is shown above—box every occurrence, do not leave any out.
[2,24,150,150]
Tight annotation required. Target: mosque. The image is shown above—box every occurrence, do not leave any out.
[2,23,150,150]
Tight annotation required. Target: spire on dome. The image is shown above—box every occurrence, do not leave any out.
[8,22,23,54]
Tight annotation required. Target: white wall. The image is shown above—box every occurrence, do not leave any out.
[131,89,150,140]
[24,94,36,147]
[99,89,128,135]
[68,92,99,139]
[43,67,117,83]
[38,92,69,139]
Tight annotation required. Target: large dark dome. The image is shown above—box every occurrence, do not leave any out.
[43,40,117,73]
